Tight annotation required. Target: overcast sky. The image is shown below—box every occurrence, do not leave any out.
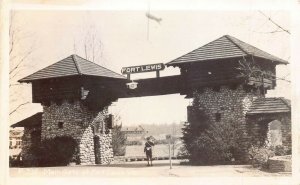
[9,9,290,126]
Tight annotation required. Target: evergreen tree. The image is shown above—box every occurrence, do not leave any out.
[181,94,243,164]
[112,124,126,156]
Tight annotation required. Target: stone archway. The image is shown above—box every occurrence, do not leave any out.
[15,35,289,166]
[246,113,291,151]
[249,118,282,147]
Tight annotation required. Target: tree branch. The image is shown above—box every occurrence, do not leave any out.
[9,30,15,55]
[252,29,284,34]
[9,12,36,118]
[237,58,291,83]
[9,46,33,75]
[258,11,290,34]
[9,101,30,116]
[9,83,24,87]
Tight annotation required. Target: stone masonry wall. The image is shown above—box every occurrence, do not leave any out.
[281,115,291,149]
[21,127,41,166]
[190,85,262,160]
[94,133,113,164]
[41,99,113,165]
[93,109,114,164]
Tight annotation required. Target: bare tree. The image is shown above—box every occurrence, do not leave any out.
[243,11,291,95]
[73,21,105,66]
[9,12,36,116]
[237,58,291,83]
[236,57,290,97]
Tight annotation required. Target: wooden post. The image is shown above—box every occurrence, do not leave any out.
[156,70,160,78]
[127,74,130,80]
[261,73,265,97]
[167,134,172,169]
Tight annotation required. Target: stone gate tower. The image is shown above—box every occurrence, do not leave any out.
[19,55,127,165]
[166,35,290,160]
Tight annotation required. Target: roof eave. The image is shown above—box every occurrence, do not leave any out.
[166,56,247,67]
[11,123,41,128]
[78,74,127,80]
[11,112,43,128]
[250,55,289,65]
[19,73,127,83]
[166,54,288,67]
[18,74,82,83]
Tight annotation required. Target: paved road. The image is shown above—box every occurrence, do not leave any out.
[10,160,290,178]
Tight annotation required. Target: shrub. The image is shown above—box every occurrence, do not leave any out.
[285,148,292,155]
[248,145,275,168]
[9,155,23,167]
[31,136,78,167]
[248,145,292,168]
[272,145,291,156]
[177,146,190,159]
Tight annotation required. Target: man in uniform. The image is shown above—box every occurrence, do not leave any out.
[144,137,154,166]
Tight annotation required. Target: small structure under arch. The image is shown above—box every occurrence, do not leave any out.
[246,97,291,150]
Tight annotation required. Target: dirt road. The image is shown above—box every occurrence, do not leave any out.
[10,160,290,178]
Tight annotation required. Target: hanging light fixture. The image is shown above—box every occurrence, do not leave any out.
[126,80,138,89]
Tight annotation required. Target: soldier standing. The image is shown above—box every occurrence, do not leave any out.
[144,137,154,166]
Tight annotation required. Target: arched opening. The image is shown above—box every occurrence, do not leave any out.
[256,119,282,147]
[268,120,282,147]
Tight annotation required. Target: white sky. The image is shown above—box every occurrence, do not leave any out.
[9,10,291,126]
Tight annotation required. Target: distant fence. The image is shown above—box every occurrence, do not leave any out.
[112,143,187,163]
[113,156,187,163]
[126,144,181,157]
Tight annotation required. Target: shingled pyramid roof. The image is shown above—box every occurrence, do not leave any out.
[166,35,288,66]
[19,54,126,82]
[247,97,291,115]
